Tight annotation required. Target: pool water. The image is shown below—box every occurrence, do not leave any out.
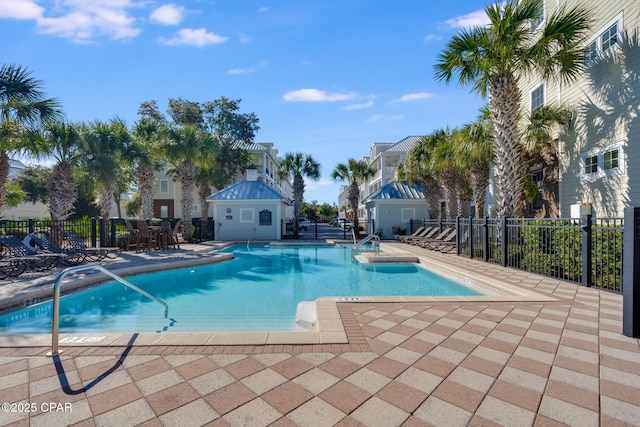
[0,245,482,334]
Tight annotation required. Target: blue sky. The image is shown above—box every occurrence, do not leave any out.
[2,0,491,205]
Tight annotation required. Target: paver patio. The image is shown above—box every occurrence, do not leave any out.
[0,242,639,426]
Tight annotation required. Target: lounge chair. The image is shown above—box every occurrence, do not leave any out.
[0,254,28,278]
[0,235,65,271]
[397,226,426,242]
[28,232,84,266]
[418,228,457,250]
[63,230,120,261]
[404,227,442,245]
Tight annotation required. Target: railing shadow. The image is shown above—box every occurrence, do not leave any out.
[52,334,137,395]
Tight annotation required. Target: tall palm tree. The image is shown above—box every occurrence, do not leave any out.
[331,158,375,236]
[458,112,494,218]
[277,152,321,237]
[79,118,133,224]
[0,64,63,217]
[434,0,590,218]
[132,118,165,221]
[399,131,444,220]
[164,124,215,242]
[42,121,81,223]
[430,128,470,218]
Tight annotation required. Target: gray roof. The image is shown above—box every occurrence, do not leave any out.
[207,179,285,201]
[362,181,424,203]
[386,136,423,153]
[230,141,272,151]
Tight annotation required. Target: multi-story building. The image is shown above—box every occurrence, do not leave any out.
[152,142,293,219]
[517,0,639,218]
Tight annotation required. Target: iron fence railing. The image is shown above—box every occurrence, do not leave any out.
[413,216,624,293]
[0,217,214,250]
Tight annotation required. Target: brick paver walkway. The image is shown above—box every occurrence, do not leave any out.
[0,243,639,426]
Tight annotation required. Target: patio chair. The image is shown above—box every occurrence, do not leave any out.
[397,226,426,242]
[418,228,457,250]
[63,230,120,261]
[28,232,84,266]
[0,253,28,278]
[159,220,180,250]
[136,220,158,252]
[169,220,182,250]
[402,227,438,244]
[125,220,139,251]
[0,235,64,271]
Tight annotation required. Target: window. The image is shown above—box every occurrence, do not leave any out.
[584,155,598,174]
[529,0,544,31]
[160,206,168,218]
[240,208,254,223]
[604,148,619,171]
[580,142,624,181]
[601,23,618,52]
[528,167,543,211]
[401,208,414,222]
[584,14,622,66]
[531,84,545,111]
[159,179,169,193]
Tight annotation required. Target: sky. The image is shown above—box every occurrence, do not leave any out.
[1,0,492,205]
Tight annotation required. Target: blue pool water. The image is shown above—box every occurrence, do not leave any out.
[0,245,483,334]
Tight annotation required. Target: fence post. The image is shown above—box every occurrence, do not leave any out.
[483,217,489,262]
[110,219,117,247]
[581,215,593,287]
[468,216,474,259]
[456,216,461,256]
[501,216,508,267]
[92,218,98,247]
[623,207,640,338]
[28,219,35,234]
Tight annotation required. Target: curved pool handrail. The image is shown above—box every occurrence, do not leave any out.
[47,264,169,357]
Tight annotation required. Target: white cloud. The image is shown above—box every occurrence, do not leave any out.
[150,4,185,26]
[423,34,441,43]
[0,0,43,19]
[283,88,357,102]
[238,33,252,43]
[228,61,267,75]
[445,9,490,28]
[162,28,228,46]
[341,100,373,110]
[395,92,434,102]
[258,7,269,13]
[34,0,141,42]
[305,178,333,191]
[367,114,404,123]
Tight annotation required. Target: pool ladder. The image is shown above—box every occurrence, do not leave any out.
[351,234,380,262]
[47,264,169,357]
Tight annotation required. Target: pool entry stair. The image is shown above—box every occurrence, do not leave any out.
[351,234,380,262]
[48,264,169,357]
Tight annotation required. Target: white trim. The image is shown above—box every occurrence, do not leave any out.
[584,12,624,66]
[240,208,254,223]
[580,141,625,182]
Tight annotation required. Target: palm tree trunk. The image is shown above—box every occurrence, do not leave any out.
[348,181,360,235]
[137,164,155,221]
[47,161,76,221]
[179,160,196,242]
[292,174,305,237]
[470,161,489,218]
[0,151,9,218]
[489,72,526,218]
[422,176,441,220]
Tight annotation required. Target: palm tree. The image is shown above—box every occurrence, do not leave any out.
[399,132,444,220]
[277,152,321,237]
[79,118,133,224]
[0,64,63,217]
[458,112,494,218]
[42,121,81,223]
[132,118,165,221]
[331,158,375,236]
[430,128,470,218]
[434,0,590,218]
[164,124,215,242]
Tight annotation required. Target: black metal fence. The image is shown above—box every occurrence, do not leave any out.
[412,216,624,293]
[0,217,215,249]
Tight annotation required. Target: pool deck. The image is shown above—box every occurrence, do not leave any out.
[0,241,639,426]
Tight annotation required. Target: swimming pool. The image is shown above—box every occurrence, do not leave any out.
[0,245,483,334]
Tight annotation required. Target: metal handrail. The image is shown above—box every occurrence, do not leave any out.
[351,234,380,261]
[47,264,169,356]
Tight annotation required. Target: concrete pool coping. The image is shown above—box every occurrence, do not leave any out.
[0,241,557,351]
